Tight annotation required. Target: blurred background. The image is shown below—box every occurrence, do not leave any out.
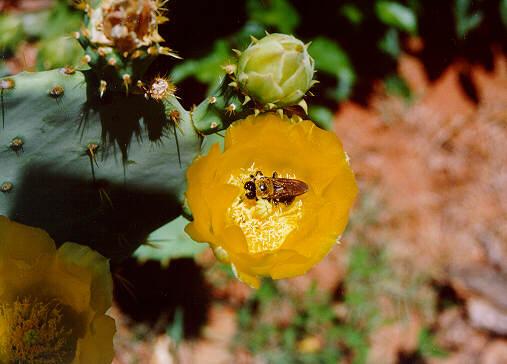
[1,0,506,363]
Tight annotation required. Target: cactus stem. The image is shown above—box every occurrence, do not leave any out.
[1,182,13,193]
[49,85,64,99]
[99,80,107,98]
[298,99,308,114]
[242,95,251,105]
[9,137,24,154]
[208,96,217,104]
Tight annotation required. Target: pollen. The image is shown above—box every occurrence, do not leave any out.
[0,297,76,364]
[227,164,304,254]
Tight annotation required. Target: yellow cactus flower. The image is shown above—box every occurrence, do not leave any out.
[185,113,358,288]
[0,216,115,364]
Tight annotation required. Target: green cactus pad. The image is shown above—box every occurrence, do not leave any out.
[0,69,201,262]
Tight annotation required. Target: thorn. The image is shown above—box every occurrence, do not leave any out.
[254,109,260,116]
[0,78,15,129]
[60,66,76,75]
[99,80,107,98]
[277,109,284,118]
[307,91,315,97]
[49,85,64,98]
[131,50,145,59]
[222,63,236,75]
[225,103,236,116]
[232,49,242,57]
[73,31,81,39]
[82,54,91,64]
[293,115,303,123]
[158,47,182,59]
[305,41,313,49]
[172,122,182,168]
[208,96,217,104]
[123,74,131,94]
[1,181,13,193]
[310,80,320,87]
[228,81,238,88]
[250,35,259,44]
[265,30,270,36]
[242,95,251,105]
[298,99,308,114]
[107,57,117,66]
[266,103,276,110]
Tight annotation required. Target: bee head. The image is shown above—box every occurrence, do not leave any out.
[244,181,256,200]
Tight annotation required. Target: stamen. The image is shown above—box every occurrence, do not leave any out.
[227,164,304,253]
[0,297,76,364]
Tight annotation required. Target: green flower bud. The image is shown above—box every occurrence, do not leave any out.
[236,33,315,107]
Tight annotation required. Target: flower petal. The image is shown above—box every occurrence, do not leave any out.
[73,315,116,364]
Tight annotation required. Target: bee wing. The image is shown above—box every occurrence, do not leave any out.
[271,178,309,197]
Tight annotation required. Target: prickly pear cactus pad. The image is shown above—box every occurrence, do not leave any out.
[0,69,200,261]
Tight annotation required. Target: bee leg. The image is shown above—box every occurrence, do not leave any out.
[282,196,295,205]
[255,171,263,177]
[272,171,278,178]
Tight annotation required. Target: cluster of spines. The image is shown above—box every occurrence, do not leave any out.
[72,0,180,98]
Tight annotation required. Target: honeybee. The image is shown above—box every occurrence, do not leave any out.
[244,171,309,205]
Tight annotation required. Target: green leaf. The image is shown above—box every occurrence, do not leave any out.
[246,0,300,34]
[378,28,400,58]
[384,74,412,102]
[170,40,231,87]
[166,307,185,345]
[455,0,484,38]
[134,216,207,266]
[501,0,507,28]
[309,37,351,76]
[340,4,364,25]
[309,105,334,131]
[418,328,448,358]
[375,1,417,34]
[309,37,356,101]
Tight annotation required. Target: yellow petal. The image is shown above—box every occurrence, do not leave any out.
[73,315,116,364]
[55,242,113,314]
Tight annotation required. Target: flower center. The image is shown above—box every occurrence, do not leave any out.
[0,297,76,364]
[227,164,304,254]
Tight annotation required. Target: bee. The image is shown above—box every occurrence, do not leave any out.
[244,171,309,205]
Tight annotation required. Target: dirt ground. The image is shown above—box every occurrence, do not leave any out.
[109,53,507,364]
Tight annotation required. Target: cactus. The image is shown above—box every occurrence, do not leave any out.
[0,1,323,266]
[0,68,201,261]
